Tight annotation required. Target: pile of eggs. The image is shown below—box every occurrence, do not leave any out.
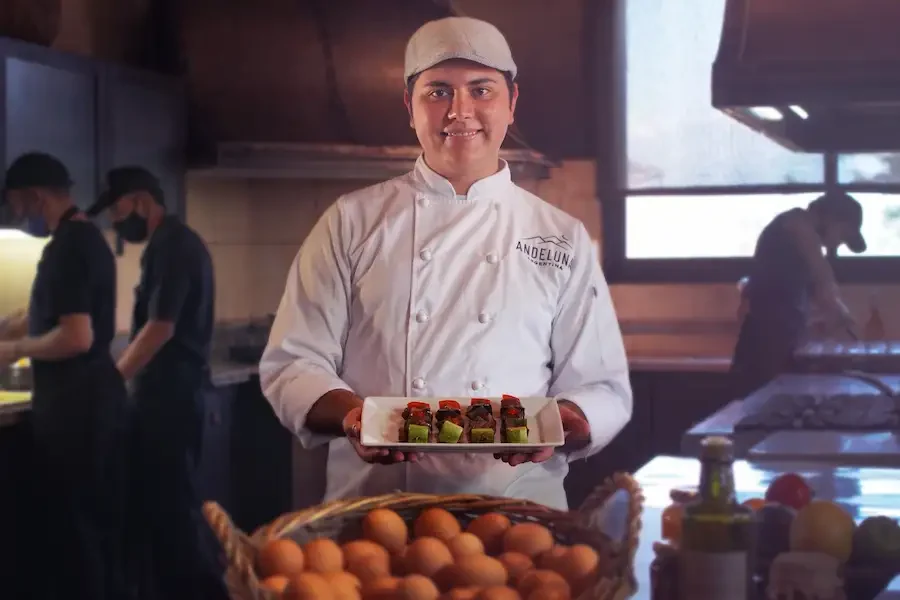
[255,506,604,599]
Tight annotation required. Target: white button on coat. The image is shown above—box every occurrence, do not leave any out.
[420,249,433,261]
[470,381,484,391]
[478,312,491,324]
[260,155,632,511]
[415,310,429,323]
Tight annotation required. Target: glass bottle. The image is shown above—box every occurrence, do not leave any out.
[679,436,756,599]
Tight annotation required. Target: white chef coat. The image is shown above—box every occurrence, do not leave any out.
[260,156,632,510]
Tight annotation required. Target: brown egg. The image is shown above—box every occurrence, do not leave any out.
[405,537,454,578]
[363,576,402,600]
[343,541,391,580]
[257,538,305,577]
[285,572,334,599]
[323,571,362,589]
[304,538,345,573]
[391,546,409,576]
[477,586,522,600]
[517,571,570,599]
[535,546,569,573]
[526,589,570,600]
[414,508,462,543]
[323,572,363,600]
[556,544,600,595]
[398,574,440,600]
[497,553,534,587]
[363,509,410,554]
[466,514,512,555]
[447,533,485,559]
[260,574,290,593]
[448,555,508,588]
[440,588,482,600]
[502,524,554,560]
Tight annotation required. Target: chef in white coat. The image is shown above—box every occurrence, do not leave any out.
[260,16,632,510]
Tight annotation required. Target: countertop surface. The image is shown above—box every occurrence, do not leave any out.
[682,373,900,457]
[631,455,900,599]
[0,359,260,423]
[0,353,730,424]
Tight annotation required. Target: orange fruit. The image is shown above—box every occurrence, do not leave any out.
[661,504,684,543]
[742,498,766,511]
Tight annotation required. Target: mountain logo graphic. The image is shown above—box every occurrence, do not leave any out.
[520,235,573,250]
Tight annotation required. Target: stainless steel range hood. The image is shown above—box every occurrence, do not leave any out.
[712,0,900,153]
[188,142,554,181]
[176,0,567,181]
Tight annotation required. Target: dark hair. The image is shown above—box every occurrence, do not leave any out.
[406,70,516,104]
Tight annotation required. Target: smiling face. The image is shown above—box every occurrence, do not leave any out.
[404,59,518,192]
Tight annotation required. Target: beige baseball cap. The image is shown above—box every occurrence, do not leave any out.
[404,17,518,83]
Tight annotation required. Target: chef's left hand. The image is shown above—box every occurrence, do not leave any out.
[0,341,20,367]
[495,400,591,467]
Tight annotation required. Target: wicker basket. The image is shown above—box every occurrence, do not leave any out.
[203,472,644,600]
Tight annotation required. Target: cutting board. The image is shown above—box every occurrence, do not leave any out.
[0,391,31,405]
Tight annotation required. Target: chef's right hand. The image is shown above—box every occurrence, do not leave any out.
[342,407,421,465]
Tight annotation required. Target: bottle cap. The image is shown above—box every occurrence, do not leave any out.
[701,436,735,461]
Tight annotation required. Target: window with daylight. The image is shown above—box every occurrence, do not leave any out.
[617,0,900,271]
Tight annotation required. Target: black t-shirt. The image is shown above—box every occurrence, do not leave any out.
[132,216,214,378]
[28,214,117,385]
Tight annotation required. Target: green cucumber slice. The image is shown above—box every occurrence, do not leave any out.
[407,423,430,443]
[504,426,529,444]
[470,428,495,443]
[438,421,464,443]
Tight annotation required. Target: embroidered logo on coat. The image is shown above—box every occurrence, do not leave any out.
[515,235,573,270]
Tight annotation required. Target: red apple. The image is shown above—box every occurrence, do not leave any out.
[765,473,813,510]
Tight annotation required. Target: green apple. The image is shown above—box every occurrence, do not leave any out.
[853,516,900,565]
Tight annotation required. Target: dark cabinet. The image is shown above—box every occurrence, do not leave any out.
[565,369,732,510]
[0,36,185,220]
[0,41,97,211]
[196,384,236,512]
[99,66,187,220]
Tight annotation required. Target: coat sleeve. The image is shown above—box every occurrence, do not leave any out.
[259,199,354,448]
[548,224,633,462]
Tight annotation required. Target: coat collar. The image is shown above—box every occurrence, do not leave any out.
[412,155,513,202]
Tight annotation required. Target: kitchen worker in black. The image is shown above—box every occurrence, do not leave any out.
[0,152,128,600]
[729,191,864,398]
[86,166,226,600]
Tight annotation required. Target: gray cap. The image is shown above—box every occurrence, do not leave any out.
[404,17,518,83]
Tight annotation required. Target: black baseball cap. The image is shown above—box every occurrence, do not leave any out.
[1,152,73,203]
[813,191,866,253]
[87,166,164,216]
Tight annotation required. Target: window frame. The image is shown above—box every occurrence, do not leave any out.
[598,0,900,284]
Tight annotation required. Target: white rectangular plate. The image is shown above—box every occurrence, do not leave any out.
[361,396,565,453]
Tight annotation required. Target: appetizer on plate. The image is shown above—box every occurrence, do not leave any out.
[500,394,529,443]
[435,400,465,443]
[399,401,432,443]
[466,398,496,443]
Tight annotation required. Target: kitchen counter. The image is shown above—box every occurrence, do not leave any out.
[0,359,260,425]
[630,455,900,599]
[681,373,900,458]
[628,355,730,372]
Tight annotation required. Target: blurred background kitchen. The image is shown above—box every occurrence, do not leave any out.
[2,0,900,569]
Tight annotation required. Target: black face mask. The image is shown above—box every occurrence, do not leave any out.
[114,212,148,243]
